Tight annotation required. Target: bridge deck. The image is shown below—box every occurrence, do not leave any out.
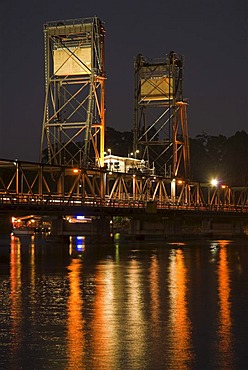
[0,193,247,217]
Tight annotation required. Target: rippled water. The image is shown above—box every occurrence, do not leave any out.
[0,235,248,369]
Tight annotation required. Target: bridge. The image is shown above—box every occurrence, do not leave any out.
[0,17,247,238]
[0,158,247,238]
[0,159,247,212]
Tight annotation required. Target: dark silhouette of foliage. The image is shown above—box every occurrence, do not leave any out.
[105,127,133,157]
[106,127,248,186]
[222,131,248,186]
[42,126,248,186]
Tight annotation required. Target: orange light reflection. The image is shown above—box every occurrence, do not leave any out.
[217,240,233,367]
[67,259,84,369]
[126,259,146,365]
[92,262,118,370]
[168,249,192,369]
[10,236,22,356]
[149,255,160,337]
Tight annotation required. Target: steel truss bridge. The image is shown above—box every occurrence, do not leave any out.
[1,17,247,224]
[0,159,247,216]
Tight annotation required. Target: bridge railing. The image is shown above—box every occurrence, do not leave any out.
[0,193,247,214]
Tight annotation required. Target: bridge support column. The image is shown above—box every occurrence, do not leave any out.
[94,217,111,240]
[201,217,246,237]
[51,217,64,236]
[0,214,12,234]
[243,220,248,235]
[128,216,182,239]
[171,179,176,203]
[128,219,141,235]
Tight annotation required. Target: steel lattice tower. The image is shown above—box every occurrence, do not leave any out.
[40,17,105,167]
[133,51,190,179]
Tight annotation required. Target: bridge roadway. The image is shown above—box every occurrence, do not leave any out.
[0,193,247,218]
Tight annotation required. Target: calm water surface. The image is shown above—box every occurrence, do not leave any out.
[0,234,248,369]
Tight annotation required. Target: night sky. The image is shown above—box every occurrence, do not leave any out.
[0,0,247,162]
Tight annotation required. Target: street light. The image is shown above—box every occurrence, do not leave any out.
[211,179,218,187]
[130,150,139,158]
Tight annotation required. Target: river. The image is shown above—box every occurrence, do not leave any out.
[0,234,248,369]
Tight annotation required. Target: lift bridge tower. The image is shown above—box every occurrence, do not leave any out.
[133,52,190,180]
[40,17,105,167]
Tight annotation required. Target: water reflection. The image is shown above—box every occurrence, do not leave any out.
[67,258,84,369]
[149,254,160,338]
[29,240,36,325]
[3,237,247,369]
[126,258,146,367]
[168,248,193,369]
[217,240,233,368]
[10,236,22,361]
[92,260,119,370]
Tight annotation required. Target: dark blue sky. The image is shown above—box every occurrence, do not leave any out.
[0,0,247,161]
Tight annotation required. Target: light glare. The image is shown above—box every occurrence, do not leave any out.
[211,179,218,186]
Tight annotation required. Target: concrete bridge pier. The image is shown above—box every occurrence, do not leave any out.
[94,217,111,240]
[201,217,246,237]
[127,214,247,239]
[0,214,12,235]
[128,216,182,239]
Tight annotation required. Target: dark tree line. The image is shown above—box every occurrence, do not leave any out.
[105,127,133,157]
[106,127,248,186]
[190,131,248,186]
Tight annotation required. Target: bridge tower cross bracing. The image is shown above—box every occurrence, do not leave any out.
[40,17,106,168]
[133,51,190,180]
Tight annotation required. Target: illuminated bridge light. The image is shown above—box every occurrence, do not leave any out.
[211,179,218,187]
[76,215,85,220]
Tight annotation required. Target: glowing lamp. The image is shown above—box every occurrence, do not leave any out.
[211,179,218,187]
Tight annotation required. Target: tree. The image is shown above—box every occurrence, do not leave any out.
[222,131,248,186]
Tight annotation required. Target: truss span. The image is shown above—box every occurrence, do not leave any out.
[0,160,247,214]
